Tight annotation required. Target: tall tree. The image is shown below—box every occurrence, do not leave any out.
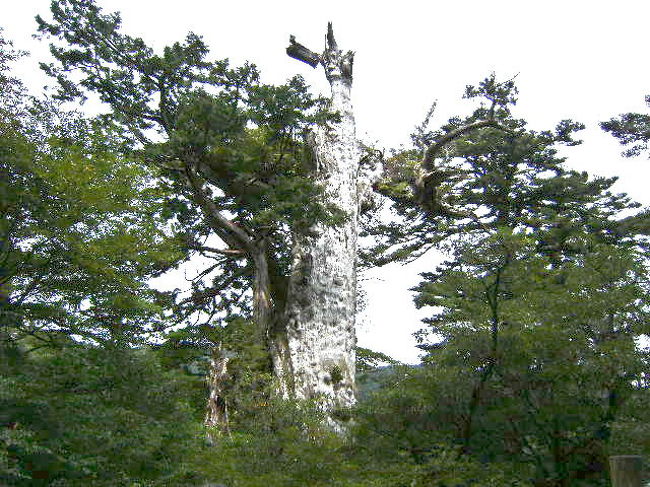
[410,233,649,484]
[282,24,382,409]
[1,29,179,351]
[365,77,650,483]
[35,1,366,415]
[33,3,530,419]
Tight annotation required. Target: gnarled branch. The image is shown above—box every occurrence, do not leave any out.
[415,119,513,220]
[286,23,354,84]
[184,165,255,255]
[422,119,505,171]
[286,35,320,68]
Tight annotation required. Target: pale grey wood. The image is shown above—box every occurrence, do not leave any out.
[283,24,364,419]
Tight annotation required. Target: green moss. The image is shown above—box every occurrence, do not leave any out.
[330,365,344,385]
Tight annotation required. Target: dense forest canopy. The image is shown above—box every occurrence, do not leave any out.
[5,0,650,362]
[2,1,650,486]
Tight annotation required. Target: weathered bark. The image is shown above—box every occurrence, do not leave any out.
[254,245,293,398]
[286,35,320,68]
[282,24,361,412]
[205,344,231,442]
[197,25,374,427]
[184,166,279,428]
[195,26,503,427]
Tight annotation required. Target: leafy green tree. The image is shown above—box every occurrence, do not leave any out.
[414,231,648,482]
[1,31,181,350]
[0,27,207,486]
[355,217,649,485]
[601,94,650,157]
[357,76,650,485]
[367,75,639,266]
[35,0,343,401]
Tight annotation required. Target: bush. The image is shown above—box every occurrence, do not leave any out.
[0,342,203,485]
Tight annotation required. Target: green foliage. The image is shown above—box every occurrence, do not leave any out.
[364,74,642,268]
[155,315,272,403]
[355,346,400,372]
[355,367,536,486]
[0,26,183,350]
[191,400,336,486]
[4,9,650,485]
[609,380,650,457]
[1,101,181,346]
[186,396,446,487]
[35,0,344,340]
[0,29,27,120]
[361,75,650,485]
[0,343,202,486]
[601,94,650,157]
[35,0,334,230]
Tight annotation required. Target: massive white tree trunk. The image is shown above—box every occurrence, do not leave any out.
[200,25,385,431]
[282,24,361,411]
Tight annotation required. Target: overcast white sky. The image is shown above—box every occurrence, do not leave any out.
[4,1,650,362]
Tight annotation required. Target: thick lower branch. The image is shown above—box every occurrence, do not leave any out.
[422,119,507,171]
[184,165,254,254]
[286,36,320,68]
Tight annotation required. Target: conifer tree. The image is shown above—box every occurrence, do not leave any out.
[35,1,361,417]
